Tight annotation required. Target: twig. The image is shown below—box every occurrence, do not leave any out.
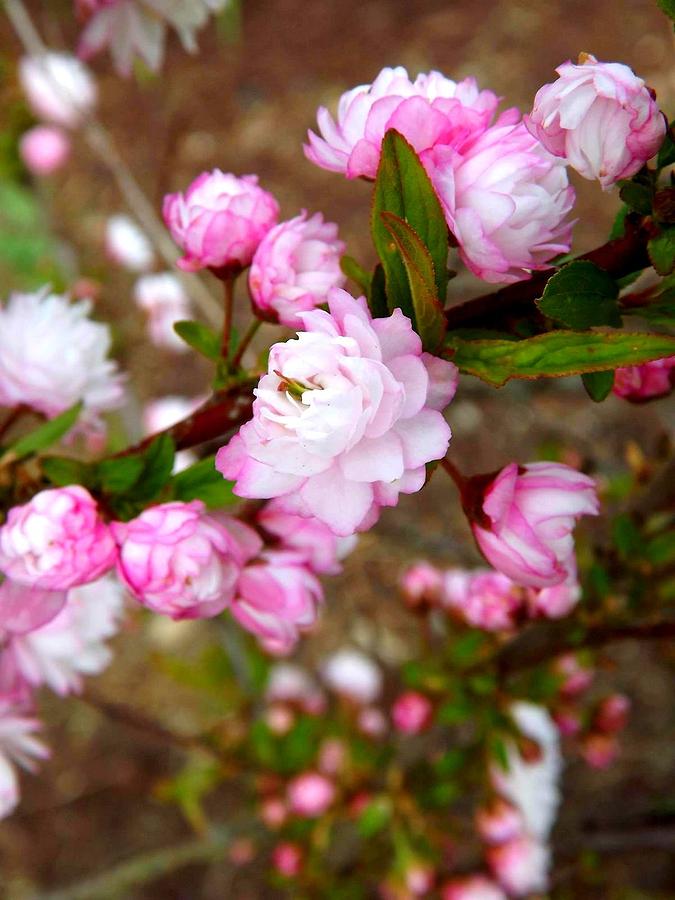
[221,277,235,360]
[231,319,262,370]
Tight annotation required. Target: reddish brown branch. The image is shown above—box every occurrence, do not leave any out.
[445,215,654,330]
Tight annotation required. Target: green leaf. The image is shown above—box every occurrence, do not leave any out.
[9,402,82,460]
[536,260,622,329]
[380,211,447,351]
[657,0,675,27]
[133,433,176,501]
[96,455,146,493]
[619,180,652,216]
[357,796,392,838]
[41,456,92,487]
[173,320,222,360]
[608,205,630,240]
[368,263,389,318]
[171,456,237,508]
[657,121,675,168]
[443,330,675,387]
[371,129,449,322]
[582,370,615,402]
[340,255,371,295]
[612,513,645,559]
[648,227,675,275]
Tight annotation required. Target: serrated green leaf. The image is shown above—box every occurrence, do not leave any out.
[648,227,675,275]
[536,260,622,329]
[9,402,82,461]
[371,129,448,322]
[380,211,447,351]
[444,330,675,387]
[340,255,371,295]
[619,180,653,216]
[173,320,222,360]
[171,456,237,508]
[41,456,91,487]
[582,370,615,402]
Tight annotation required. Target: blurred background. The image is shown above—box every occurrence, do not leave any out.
[1,1,675,896]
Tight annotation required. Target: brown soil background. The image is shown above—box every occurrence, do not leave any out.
[1,1,675,897]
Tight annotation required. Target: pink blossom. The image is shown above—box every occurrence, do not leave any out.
[321,648,383,705]
[0,701,49,819]
[19,126,70,176]
[19,53,96,128]
[526,565,581,619]
[441,875,507,900]
[470,462,598,589]
[552,705,582,736]
[0,289,125,435]
[162,170,279,275]
[400,561,444,608]
[0,580,68,636]
[391,690,433,734]
[525,54,666,189]
[487,835,550,897]
[404,861,435,896]
[305,66,501,180]
[134,272,192,353]
[265,704,295,734]
[249,212,346,328]
[230,551,322,655]
[112,502,261,619]
[258,500,357,576]
[0,574,124,697]
[106,214,155,272]
[424,121,575,284]
[442,569,523,631]
[287,771,336,817]
[272,841,303,877]
[0,487,116,591]
[553,653,594,697]
[581,732,618,769]
[593,694,630,734]
[613,357,675,402]
[475,799,524,845]
[217,289,457,536]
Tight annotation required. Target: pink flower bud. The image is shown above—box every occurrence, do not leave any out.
[441,875,507,900]
[272,841,303,877]
[162,170,279,275]
[553,653,594,698]
[0,487,116,591]
[19,53,96,128]
[265,662,325,714]
[216,289,458,536]
[581,732,618,769]
[287,771,335,817]
[265,704,295,735]
[321,648,383,705]
[487,835,550,897]
[404,861,435,895]
[19,126,70,176]
[424,121,574,284]
[391,691,433,735]
[593,694,631,734]
[358,706,388,738]
[249,212,346,328]
[475,798,524,845]
[112,502,261,619]
[469,463,599,588]
[526,55,666,189]
[317,738,346,775]
[400,561,444,609]
[441,569,523,631]
[613,357,675,402]
[260,796,287,829]
[231,551,323,655]
[552,704,583,737]
[526,566,581,620]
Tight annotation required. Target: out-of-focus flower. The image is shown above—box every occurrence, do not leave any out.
[593,694,630,734]
[553,653,594,698]
[142,395,203,472]
[469,462,598,589]
[19,126,70,176]
[264,704,295,735]
[441,875,507,900]
[526,565,581,619]
[400,561,444,609]
[552,704,582,737]
[217,289,458,536]
[258,500,357,576]
[163,170,279,275]
[231,551,323,655]
[305,66,501,179]
[613,357,675,402]
[0,702,49,819]
[0,574,124,697]
[475,798,524,845]
[272,841,303,877]
[442,569,523,631]
[321,648,383,705]
[525,54,666,189]
[134,272,192,353]
[113,502,261,619]
[260,796,287,829]
[487,835,550,897]
[317,738,346,775]
[391,690,433,734]
[0,487,117,591]
[77,0,230,76]
[581,732,619,769]
[105,214,155,272]
[249,212,345,328]
[358,706,388,737]
[0,289,125,434]
[424,122,574,284]
[19,53,96,127]
[287,771,336,817]
[0,580,68,637]
[265,663,325,714]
